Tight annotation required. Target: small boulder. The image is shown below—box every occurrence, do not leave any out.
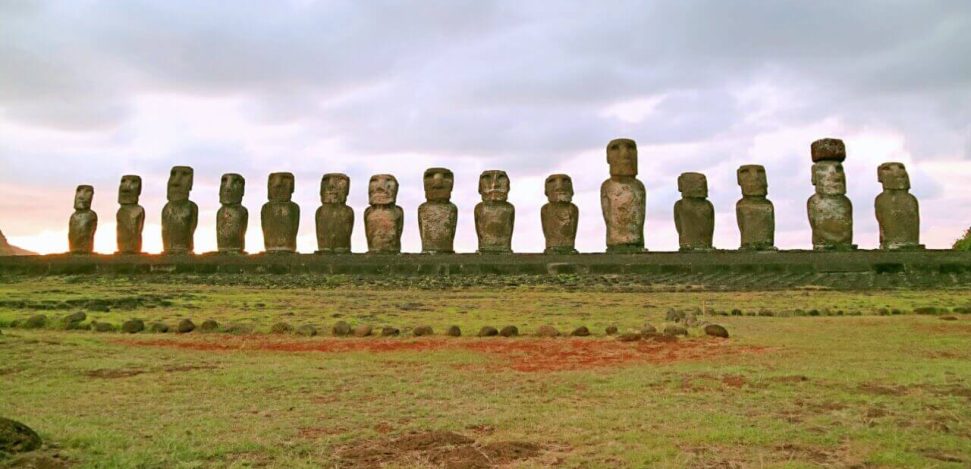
[149,322,169,333]
[121,319,145,334]
[381,326,400,337]
[296,325,318,337]
[446,325,462,337]
[332,321,352,337]
[571,326,590,337]
[23,315,48,329]
[177,319,196,333]
[663,325,688,337]
[536,325,560,337]
[92,322,115,333]
[477,326,498,337]
[270,322,294,334]
[704,324,730,338]
[61,311,87,329]
[499,325,518,337]
[0,417,42,454]
[617,332,641,342]
[199,319,219,332]
[665,309,685,322]
[605,325,618,335]
[641,324,658,337]
[353,324,373,337]
[413,325,434,337]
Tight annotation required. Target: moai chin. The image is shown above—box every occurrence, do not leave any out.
[674,172,715,251]
[541,174,579,254]
[216,173,248,254]
[261,172,300,254]
[475,170,515,254]
[600,138,646,253]
[418,168,458,254]
[316,173,354,254]
[161,166,198,255]
[69,185,97,254]
[365,174,403,254]
[116,175,144,254]
[875,162,922,250]
[736,165,775,250]
[807,138,855,250]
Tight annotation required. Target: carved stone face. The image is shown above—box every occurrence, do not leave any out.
[811,161,846,196]
[118,175,142,205]
[368,174,399,205]
[545,174,573,203]
[267,172,294,202]
[219,173,245,205]
[423,168,454,202]
[479,170,510,202]
[321,173,350,204]
[607,138,638,177]
[878,162,910,191]
[74,185,94,210]
[737,165,767,197]
[678,172,708,198]
[167,166,194,202]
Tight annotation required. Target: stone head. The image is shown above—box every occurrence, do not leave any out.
[544,174,574,203]
[607,138,638,177]
[478,170,510,202]
[74,185,94,210]
[811,138,846,163]
[423,167,454,202]
[219,173,245,205]
[737,165,767,197]
[811,161,846,196]
[877,162,910,191]
[321,173,350,204]
[167,166,194,202]
[118,175,142,205]
[267,172,294,202]
[678,172,708,198]
[368,174,398,205]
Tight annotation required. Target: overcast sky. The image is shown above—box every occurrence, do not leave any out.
[1,0,969,254]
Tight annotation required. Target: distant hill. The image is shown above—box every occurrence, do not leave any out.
[0,229,36,256]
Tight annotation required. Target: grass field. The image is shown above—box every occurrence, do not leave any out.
[1,276,970,468]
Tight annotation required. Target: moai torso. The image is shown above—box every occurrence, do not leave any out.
[475,170,514,254]
[162,166,198,255]
[116,175,144,254]
[600,138,646,252]
[261,172,299,253]
[316,173,354,254]
[735,165,775,250]
[673,172,714,251]
[875,162,922,250]
[69,185,97,254]
[216,173,248,254]
[807,139,855,250]
[418,168,458,254]
[541,174,578,254]
[365,174,403,254]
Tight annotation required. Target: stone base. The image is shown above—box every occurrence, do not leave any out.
[315,248,351,255]
[679,246,716,253]
[264,249,296,255]
[477,247,513,255]
[606,244,646,254]
[162,249,192,256]
[544,247,579,255]
[881,243,925,251]
[366,250,401,255]
[421,250,456,255]
[814,244,858,252]
[739,244,778,252]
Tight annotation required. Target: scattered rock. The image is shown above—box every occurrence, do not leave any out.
[446,325,462,337]
[381,326,400,337]
[332,321,352,337]
[704,324,730,338]
[641,324,658,337]
[536,325,560,337]
[61,311,87,329]
[665,309,685,322]
[92,322,115,333]
[149,322,169,333]
[939,316,958,321]
[413,325,434,337]
[177,319,196,333]
[605,325,618,335]
[0,417,42,454]
[478,326,499,337]
[499,326,519,337]
[663,325,688,336]
[23,315,48,329]
[199,319,219,332]
[270,322,294,334]
[570,326,590,337]
[353,325,373,337]
[617,332,641,342]
[121,319,145,334]
[296,325,318,337]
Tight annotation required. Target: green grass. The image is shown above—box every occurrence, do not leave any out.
[1,276,970,468]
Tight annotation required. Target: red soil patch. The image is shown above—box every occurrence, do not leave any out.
[114,336,764,372]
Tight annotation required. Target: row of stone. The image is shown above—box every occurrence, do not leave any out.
[67,137,922,255]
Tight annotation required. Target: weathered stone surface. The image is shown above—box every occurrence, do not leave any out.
[261,172,299,254]
[177,319,195,333]
[216,173,247,254]
[296,324,317,337]
[617,332,641,342]
[413,325,434,336]
[332,321,351,337]
[736,165,775,250]
[601,138,646,253]
[418,168,458,254]
[92,321,115,332]
[353,324,372,337]
[149,322,169,333]
[570,326,590,337]
[876,162,922,250]
[22,315,47,329]
[162,166,198,255]
[0,417,41,454]
[542,174,579,254]
[663,325,688,336]
[121,319,145,334]
[199,319,219,332]
[478,326,499,337]
[316,173,354,254]
[381,326,400,337]
[499,325,519,337]
[704,324,729,338]
[674,172,714,251]
[605,325,618,335]
[68,185,97,255]
[536,325,560,337]
[475,170,514,254]
[270,322,294,334]
[61,311,86,328]
[116,175,145,254]
[808,139,855,251]
[641,325,658,337]
[365,174,404,254]
[446,325,462,337]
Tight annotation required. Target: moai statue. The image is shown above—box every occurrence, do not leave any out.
[315,173,354,254]
[875,162,922,250]
[807,138,855,250]
[475,170,514,254]
[541,174,579,254]
[216,173,248,254]
[601,138,646,253]
[736,165,775,250]
[261,172,300,253]
[364,174,403,254]
[161,166,198,255]
[674,172,715,251]
[68,185,97,254]
[116,175,144,254]
[418,168,458,254]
